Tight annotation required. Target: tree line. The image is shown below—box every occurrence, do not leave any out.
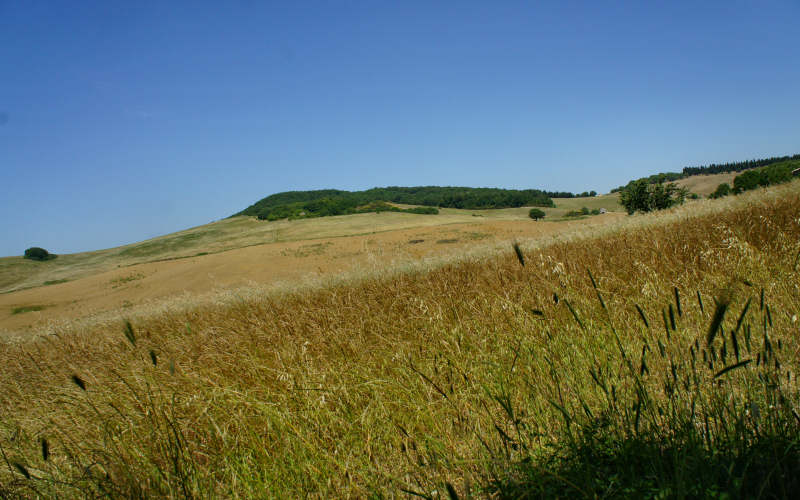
[235,186,567,221]
[682,153,800,176]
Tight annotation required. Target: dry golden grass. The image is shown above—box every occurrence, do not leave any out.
[674,170,745,196]
[0,195,626,296]
[0,212,626,335]
[1,181,799,497]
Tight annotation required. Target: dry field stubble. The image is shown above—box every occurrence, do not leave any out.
[674,170,743,196]
[1,182,799,497]
[0,207,625,336]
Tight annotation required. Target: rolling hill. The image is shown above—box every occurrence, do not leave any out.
[0,194,625,335]
[1,178,798,497]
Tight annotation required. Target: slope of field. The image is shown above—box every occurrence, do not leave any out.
[0,194,622,295]
[0,196,624,335]
[2,180,799,497]
[674,170,743,196]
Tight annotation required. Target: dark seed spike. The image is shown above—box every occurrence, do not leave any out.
[512,242,525,267]
[553,292,559,304]
[734,298,752,335]
[564,299,585,330]
[714,359,752,379]
[697,290,705,314]
[587,269,607,310]
[640,347,649,376]
[587,268,598,289]
[446,482,460,500]
[674,287,682,317]
[635,304,650,328]
[123,320,137,347]
[662,309,671,340]
[760,288,764,311]
[706,297,730,347]
[766,304,773,328]
[12,462,30,479]
[149,350,158,367]
[595,291,607,311]
[41,437,49,461]
[731,327,740,363]
[71,374,86,391]
[668,304,677,331]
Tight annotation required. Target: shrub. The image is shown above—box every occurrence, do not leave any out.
[528,208,546,220]
[709,183,731,199]
[404,206,439,215]
[24,247,55,261]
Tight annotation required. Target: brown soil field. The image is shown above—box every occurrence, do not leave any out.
[0,211,625,337]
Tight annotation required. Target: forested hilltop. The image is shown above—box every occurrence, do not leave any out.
[235,186,580,221]
[613,153,800,192]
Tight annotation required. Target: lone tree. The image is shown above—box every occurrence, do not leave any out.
[24,247,54,261]
[529,208,546,220]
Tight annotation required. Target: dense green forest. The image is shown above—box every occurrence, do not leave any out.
[612,153,799,192]
[235,186,562,221]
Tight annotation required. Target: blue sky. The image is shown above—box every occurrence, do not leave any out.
[1,1,798,256]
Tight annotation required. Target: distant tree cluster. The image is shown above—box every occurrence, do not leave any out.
[235,186,560,221]
[706,161,798,201]
[732,161,797,193]
[612,172,684,193]
[565,206,602,217]
[682,154,800,176]
[612,153,799,193]
[250,198,440,221]
[24,247,55,261]
[619,181,687,214]
[545,190,597,198]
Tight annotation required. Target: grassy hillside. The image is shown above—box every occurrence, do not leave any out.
[674,170,741,196]
[1,201,627,333]
[1,180,798,497]
[0,196,623,296]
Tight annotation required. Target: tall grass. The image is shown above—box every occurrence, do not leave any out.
[1,182,799,497]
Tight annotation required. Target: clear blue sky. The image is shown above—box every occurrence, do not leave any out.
[2,1,798,256]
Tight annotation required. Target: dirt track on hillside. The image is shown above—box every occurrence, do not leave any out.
[0,215,624,336]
